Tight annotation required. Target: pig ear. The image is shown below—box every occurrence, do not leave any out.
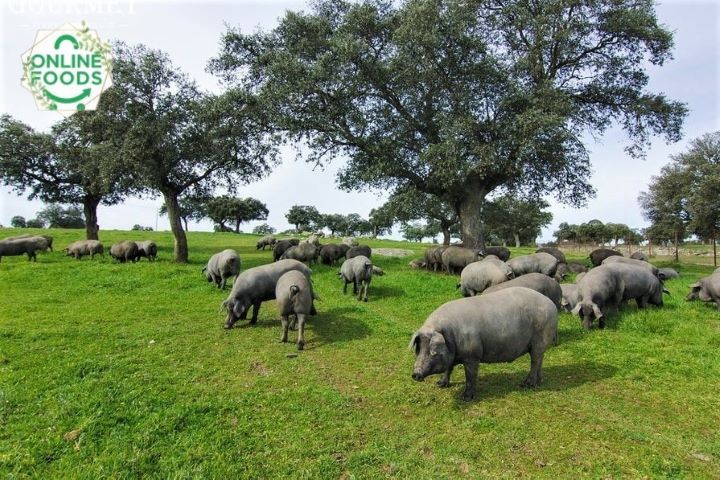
[592,304,603,320]
[571,304,582,316]
[663,287,671,295]
[689,282,701,290]
[408,332,419,352]
[430,332,446,345]
[219,300,229,313]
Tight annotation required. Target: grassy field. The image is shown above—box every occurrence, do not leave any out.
[1,228,719,478]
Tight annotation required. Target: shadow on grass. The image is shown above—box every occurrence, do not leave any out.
[451,361,617,407]
[306,306,372,348]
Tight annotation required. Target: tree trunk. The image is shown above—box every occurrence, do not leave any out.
[235,220,241,233]
[162,189,188,263]
[82,195,101,240]
[458,188,487,250]
[441,228,450,246]
[514,233,520,248]
[714,235,717,267]
[674,229,679,262]
[182,217,189,232]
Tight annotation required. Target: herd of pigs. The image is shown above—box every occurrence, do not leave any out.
[2,232,720,401]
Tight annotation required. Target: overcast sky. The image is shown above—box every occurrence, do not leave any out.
[1,0,718,241]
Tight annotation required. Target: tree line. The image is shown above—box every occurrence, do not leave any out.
[1,1,687,261]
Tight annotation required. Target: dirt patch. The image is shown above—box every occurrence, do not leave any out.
[373,248,414,257]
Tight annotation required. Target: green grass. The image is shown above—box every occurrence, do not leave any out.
[1,229,719,478]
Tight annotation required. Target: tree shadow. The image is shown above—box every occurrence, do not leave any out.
[450,361,617,407]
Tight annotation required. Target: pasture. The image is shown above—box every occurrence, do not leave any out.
[1,229,718,478]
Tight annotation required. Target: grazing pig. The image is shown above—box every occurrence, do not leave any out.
[659,268,679,280]
[256,235,277,250]
[4,234,53,251]
[222,259,312,328]
[483,246,511,261]
[589,248,622,267]
[346,245,372,259]
[409,258,427,269]
[0,237,46,262]
[602,255,660,278]
[507,252,558,277]
[536,247,566,264]
[572,265,625,330]
[320,244,348,265]
[612,263,666,309]
[136,240,157,261]
[203,249,241,289]
[275,270,317,350]
[342,237,359,247]
[281,242,320,264]
[410,287,558,401]
[302,234,321,246]
[110,241,139,263]
[482,273,562,310]
[458,257,513,296]
[339,255,375,302]
[560,284,579,312]
[555,263,569,282]
[273,239,300,261]
[424,246,448,272]
[686,273,720,310]
[568,262,589,273]
[630,251,649,261]
[64,240,104,260]
[441,246,480,274]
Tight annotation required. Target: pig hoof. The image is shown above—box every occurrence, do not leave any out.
[437,379,449,388]
[462,391,475,402]
[297,342,304,351]
[522,378,539,388]
[223,324,234,330]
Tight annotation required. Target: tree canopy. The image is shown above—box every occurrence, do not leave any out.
[212,0,686,249]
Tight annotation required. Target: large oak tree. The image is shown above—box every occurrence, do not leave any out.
[212,0,686,249]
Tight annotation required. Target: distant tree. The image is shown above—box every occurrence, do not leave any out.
[343,213,367,236]
[554,222,579,244]
[400,222,426,242]
[483,195,552,247]
[624,229,645,247]
[252,223,275,235]
[577,220,610,245]
[321,214,349,237]
[367,204,395,238]
[160,195,209,232]
[381,188,459,245]
[10,216,26,228]
[111,43,277,262]
[36,205,85,229]
[25,218,45,228]
[207,196,269,233]
[286,205,321,233]
[605,223,634,247]
[131,224,154,231]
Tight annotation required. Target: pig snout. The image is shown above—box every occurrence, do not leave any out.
[412,371,425,381]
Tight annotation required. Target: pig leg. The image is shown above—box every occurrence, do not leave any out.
[462,361,479,401]
[636,296,648,309]
[343,280,348,294]
[296,313,306,350]
[352,280,358,295]
[437,365,454,388]
[280,315,289,343]
[249,301,261,325]
[363,280,369,302]
[220,276,227,290]
[522,348,544,387]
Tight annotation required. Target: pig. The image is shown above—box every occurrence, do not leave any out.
[507,252,558,277]
[560,284,579,312]
[281,242,320,264]
[4,234,53,251]
[339,255,375,302]
[441,246,480,274]
[482,272,563,310]
[424,246,448,272]
[571,265,625,330]
[136,240,157,261]
[589,248,622,267]
[457,257,513,296]
[483,246,511,261]
[302,234,321,246]
[601,255,660,279]
[536,247,566,264]
[110,241,139,263]
[686,273,720,310]
[346,245,372,260]
[409,258,427,269]
[410,287,558,401]
[568,262,589,273]
[64,240,104,260]
[275,270,318,350]
[658,268,679,280]
[575,272,587,283]
[203,249,241,289]
[554,263,570,282]
[0,237,46,262]
[320,244,348,265]
[342,237,359,247]
[613,263,666,309]
[630,251,649,261]
[221,259,312,329]
[256,235,277,250]
[273,239,300,261]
